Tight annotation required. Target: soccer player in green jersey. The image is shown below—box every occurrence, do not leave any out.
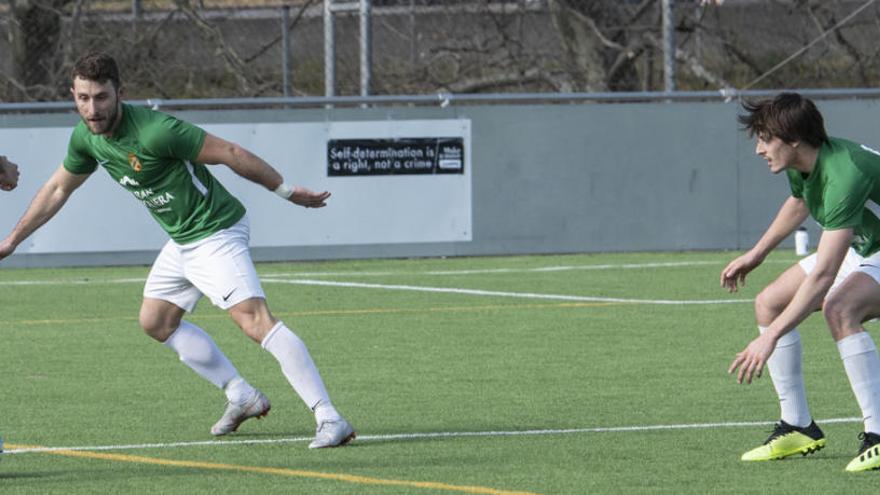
[0,155,20,191]
[722,93,880,471]
[0,52,355,449]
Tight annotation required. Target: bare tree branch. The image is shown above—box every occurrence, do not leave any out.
[173,0,254,94]
[444,66,544,93]
[807,1,869,86]
[244,0,319,64]
[643,32,732,89]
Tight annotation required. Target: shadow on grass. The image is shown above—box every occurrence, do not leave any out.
[0,470,77,479]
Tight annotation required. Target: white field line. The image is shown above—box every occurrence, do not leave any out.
[262,278,752,305]
[260,259,796,279]
[0,276,753,305]
[4,416,861,455]
[0,259,796,286]
[261,261,725,278]
[0,278,145,286]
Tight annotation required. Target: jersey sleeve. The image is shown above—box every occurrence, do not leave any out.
[62,125,98,175]
[142,113,207,161]
[823,164,871,230]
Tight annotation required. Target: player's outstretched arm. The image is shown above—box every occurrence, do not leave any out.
[197,133,330,208]
[0,165,90,260]
[0,155,20,191]
[720,196,809,292]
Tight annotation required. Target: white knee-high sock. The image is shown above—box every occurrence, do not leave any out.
[261,321,341,423]
[164,321,253,403]
[837,332,880,434]
[760,326,812,427]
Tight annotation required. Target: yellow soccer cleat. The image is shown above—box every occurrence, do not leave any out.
[741,420,826,461]
[845,432,880,472]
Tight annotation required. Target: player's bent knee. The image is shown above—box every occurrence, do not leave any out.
[754,286,787,320]
[139,308,181,342]
[823,295,860,338]
[228,298,276,342]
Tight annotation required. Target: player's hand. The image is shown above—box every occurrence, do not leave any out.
[0,238,17,261]
[728,332,776,384]
[0,156,20,191]
[289,186,331,209]
[720,251,762,293]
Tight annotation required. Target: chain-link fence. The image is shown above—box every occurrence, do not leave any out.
[2,0,880,103]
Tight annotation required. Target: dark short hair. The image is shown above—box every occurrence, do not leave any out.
[738,92,828,148]
[71,52,121,90]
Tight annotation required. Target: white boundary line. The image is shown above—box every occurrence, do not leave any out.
[0,276,752,305]
[262,278,752,305]
[0,269,755,305]
[0,278,145,286]
[0,258,798,287]
[262,260,727,278]
[4,417,861,455]
[261,259,796,278]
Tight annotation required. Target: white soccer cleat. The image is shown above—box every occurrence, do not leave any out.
[210,389,271,436]
[308,419,356,449]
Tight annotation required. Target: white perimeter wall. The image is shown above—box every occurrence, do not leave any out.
[4,97,880,268]
[0,119,471,255]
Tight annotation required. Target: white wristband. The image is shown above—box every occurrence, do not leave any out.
[274,183,294,199]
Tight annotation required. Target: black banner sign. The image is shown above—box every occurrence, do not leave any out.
[327,137,465,176]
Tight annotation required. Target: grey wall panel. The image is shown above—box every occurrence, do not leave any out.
[0,97,853,268]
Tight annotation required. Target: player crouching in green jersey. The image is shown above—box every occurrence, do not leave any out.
[0,52,354,449]
[722,93,880,472]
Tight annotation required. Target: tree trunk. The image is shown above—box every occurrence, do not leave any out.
[9,0,72,99]
[548,0,645,92]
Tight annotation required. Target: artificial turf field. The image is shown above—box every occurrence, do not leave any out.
[2,250,880,494]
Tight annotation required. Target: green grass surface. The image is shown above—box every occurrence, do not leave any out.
[2,251,879,493]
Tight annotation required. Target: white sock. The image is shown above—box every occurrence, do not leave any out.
[759,326,811,427]
[837,332,880,434]
[164,320,244,398]
[261,321,339,422]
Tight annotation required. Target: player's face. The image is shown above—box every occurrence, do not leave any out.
[71,77,121,136]
[755,134,797,174]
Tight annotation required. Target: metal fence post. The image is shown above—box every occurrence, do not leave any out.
[662,0,676,92]
[282,6,291,98]
[360,0,371,97]
[324,0,336,97]
[324,0,371,98]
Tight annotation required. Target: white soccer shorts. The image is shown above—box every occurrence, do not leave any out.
[798,247,880,293]
[143,215,265,312]
[855,250,880,286]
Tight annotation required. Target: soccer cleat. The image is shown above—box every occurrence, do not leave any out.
[308,419,356,449]
[741,420,826,461]
[210,389,271,436]
[845,432,880,472]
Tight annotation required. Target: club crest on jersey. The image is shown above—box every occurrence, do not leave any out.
[128,153,143,172]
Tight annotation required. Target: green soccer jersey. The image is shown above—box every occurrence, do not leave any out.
[787,137,880,257]
[64,104,246,244]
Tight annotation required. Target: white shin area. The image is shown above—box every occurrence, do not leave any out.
[759,326,812,428]
[837,331,880,434]
[163,320,247,402]
[261,321,340,423]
